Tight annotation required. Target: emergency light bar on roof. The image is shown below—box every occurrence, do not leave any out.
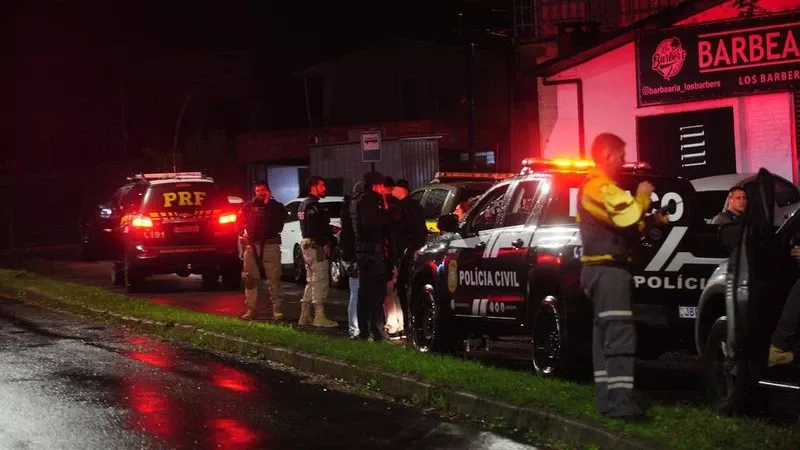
[519,158,652,175]
[433,172,516,182]
[129,172,206,181]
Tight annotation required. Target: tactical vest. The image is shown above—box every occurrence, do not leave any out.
[298,196,318,239]
[577,176,640,263]
[246,198,268,241]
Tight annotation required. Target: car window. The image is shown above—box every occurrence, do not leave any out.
[452,183,493,206]
[466,184,509,234]
[122,185,146,210]
[539,173,586,225]
[142,182,226,212]
[421,189,451,220]
[286,202,300,223]
[774,178,800,207]
[410,190,424,203]
[503,180,541,227]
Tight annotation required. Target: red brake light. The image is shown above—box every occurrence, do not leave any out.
[219,213,237,224]
[132,216,153,228]
[536,253,562,266]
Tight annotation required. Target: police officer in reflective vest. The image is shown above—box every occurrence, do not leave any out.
[298,176,337,328]
[241,181,287,320]
[577,133,668,422]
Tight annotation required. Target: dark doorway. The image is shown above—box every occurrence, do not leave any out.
[636,106,736,179]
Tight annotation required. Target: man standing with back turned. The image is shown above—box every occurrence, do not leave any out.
[577,133,668,422]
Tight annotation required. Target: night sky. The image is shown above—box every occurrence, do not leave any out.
[2,0,510,173]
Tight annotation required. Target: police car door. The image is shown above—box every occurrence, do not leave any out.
[728,169,776,349]
[448,183,512,320]
[477,178,544,322]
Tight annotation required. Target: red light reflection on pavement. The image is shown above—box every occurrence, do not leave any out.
[209,362,256,394]
[209,418,260,449]
[125,379,176,439]
[148,294,243,317]
[126,336,175,370]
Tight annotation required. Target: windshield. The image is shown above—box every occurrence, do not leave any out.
[143,182,227,212]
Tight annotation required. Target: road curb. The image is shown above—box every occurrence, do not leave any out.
[3,285,660,450]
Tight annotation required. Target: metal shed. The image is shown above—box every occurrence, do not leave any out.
[310,137,440,194]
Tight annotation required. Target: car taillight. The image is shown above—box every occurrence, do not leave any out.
[132,216,153,228]
[536,253,562,266]
[219,213,237,224]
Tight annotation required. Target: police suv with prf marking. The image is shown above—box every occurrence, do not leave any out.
[407,158,729,377]
[105,172,242,292]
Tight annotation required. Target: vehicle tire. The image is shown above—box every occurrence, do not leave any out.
[292,244,306,284]
[111,262,125,286]
[124,260,145,293]
[531,295,588,379]
[408,283,460,354]
[703,316,762,416]
[220,262,242,291]
[201,272,219,290]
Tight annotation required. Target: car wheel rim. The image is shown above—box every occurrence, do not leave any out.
[331,261,341,284]
[532,300,561,375]
[411,286,437,353]
[712,340,736,401]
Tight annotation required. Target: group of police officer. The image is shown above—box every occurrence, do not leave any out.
[237,172,427,342]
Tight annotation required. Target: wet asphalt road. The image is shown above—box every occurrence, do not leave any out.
[2,251,798,424]
[0,297,539,450]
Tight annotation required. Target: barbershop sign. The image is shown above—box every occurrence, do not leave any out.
[636,12,800,106]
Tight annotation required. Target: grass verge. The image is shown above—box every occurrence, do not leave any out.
[0,268,798,450]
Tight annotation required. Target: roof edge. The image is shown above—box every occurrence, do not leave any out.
[537,0,729,77]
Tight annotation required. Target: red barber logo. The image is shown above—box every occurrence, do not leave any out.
[651,37,687,81]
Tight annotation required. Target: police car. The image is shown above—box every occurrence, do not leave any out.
[410,172,515,233]
[407,158,731,377]
[692,170,800,415]
[105,172,242,292]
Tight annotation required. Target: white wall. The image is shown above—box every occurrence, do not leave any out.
[267,166,305,203]
[540,43,796,182]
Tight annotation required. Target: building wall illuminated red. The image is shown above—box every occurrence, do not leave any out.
[536,0,800,182]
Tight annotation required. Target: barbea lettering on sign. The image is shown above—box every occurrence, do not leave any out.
[698,27,800,71]
[163,191,207,207]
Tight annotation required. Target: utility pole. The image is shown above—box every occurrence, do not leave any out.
[467,41,477,171]
[172,91,193,173]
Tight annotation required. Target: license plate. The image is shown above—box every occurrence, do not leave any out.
[174,225,200,233]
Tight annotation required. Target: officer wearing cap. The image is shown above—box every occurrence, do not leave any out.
[298,176,338,328]
[577,133,668,422]
[240,181,287,320]
[351,171,392,341]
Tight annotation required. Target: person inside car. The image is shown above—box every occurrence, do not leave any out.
[711,186,747,226]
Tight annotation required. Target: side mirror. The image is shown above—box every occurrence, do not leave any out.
[97,204,113,219]
[437,214,460,233]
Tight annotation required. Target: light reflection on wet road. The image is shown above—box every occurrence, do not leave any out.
[0,298,539,450]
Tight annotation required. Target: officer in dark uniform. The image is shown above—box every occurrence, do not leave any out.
[711,186,747,226]
[240,181,287,320]
[352,171,392,341]
[391,178,427,329]
[298,176,337,328]
[577,133,668,422]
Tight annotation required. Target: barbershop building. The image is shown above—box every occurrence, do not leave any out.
[537,1,800,183]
